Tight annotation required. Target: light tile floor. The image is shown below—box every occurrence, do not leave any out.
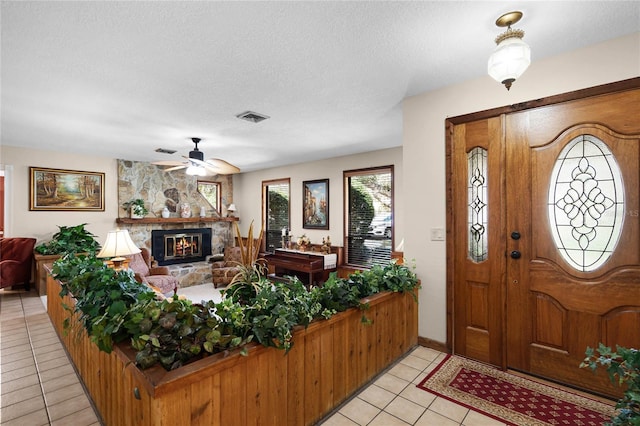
[0,286,507,425]
[0,288,101,425]
[318,347,507,426]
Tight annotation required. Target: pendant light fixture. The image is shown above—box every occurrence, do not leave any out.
[487,11,531,90]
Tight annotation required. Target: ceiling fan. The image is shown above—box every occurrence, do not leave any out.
[152,138,240,176]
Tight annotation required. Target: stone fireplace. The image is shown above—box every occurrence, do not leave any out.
[117,159,237,287]
[152,228,212,266]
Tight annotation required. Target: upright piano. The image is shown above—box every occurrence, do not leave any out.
[265,248,338,286]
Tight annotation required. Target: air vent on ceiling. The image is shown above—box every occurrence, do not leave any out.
[155,148,177,154]
[236,111,270,123]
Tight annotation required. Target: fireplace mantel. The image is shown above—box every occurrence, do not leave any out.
[116,217,239,225]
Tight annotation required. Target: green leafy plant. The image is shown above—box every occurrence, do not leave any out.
[125,297,252,370]
[225,268,321,352]
[34,223,101,255]
[52,243,420,371]
[581,343,640,425]
[53,253,156,352]
[123,198,148,217]
[53,253,251,370]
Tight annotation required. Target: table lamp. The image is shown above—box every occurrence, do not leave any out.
[97,229,141,270]
[227,204,237,217]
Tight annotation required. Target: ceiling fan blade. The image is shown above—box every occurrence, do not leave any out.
[152,160,187,167]
[163,165,187,172]
[204,158,241,174]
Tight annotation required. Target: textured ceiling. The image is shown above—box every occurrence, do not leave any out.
[2,1,639,172]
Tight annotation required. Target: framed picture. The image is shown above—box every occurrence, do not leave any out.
[303,179,329,229]
[197,180,221,215]
[29,167,105,211]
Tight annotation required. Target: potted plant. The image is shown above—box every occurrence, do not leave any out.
[34,223,101,255]
[33,224,102,294]
[123,199,148,219]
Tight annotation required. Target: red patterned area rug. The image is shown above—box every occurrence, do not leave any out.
[417,355,616,426]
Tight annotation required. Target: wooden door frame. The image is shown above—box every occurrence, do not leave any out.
[445,77,640,355]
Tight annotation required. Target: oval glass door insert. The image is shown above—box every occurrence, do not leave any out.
[548,134,625,272]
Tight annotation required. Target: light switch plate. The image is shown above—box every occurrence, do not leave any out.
[430,228,445,241]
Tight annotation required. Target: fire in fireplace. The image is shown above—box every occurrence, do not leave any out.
[151,228,212,266]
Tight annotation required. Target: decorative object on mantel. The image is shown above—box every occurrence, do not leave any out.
[115,217,238,225]
[200,206,206,218]
[123,199,148,219]
[227,203,237,217]
[96,228,141,270]
[161,207,170,218]
[297,234,310,251]
[321,236,332,254]
[180,203,191,218]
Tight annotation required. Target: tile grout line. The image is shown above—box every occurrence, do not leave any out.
[21,292,53,426]
[30,291,104,425]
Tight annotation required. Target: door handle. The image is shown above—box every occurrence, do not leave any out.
[510,250,521,259]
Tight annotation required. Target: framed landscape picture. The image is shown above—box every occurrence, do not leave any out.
[29,167,105,211]
[303,178,329,229]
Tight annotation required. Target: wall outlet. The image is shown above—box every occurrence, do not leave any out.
[430,227,445,241]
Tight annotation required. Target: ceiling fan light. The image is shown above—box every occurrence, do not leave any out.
[186,165,206,176]
[488,37,531,90]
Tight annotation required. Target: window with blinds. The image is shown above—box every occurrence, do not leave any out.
[263,179,290,253]
[344,166,393,267]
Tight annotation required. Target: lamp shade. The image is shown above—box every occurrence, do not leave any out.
[227,204,237,212]
[488,36,531,89]
[96,229,141,260]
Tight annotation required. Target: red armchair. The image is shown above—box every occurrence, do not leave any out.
[0,238,37,290]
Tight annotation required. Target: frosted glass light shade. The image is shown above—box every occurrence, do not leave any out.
[97,229,141,260]
[186,165,206,176]
[488,37,531,89]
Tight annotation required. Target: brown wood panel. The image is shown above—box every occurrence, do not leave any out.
[220,362,247,426]
[320,323,335,414]
[467,282,488,329]
[465,328,490,363]
[603,307,640,349]
[286,330,305,426]
[304,328,322,425]
[190,375,215,425]
[331,317,348,404]
[451,116,506,368]
[533,293,566,349]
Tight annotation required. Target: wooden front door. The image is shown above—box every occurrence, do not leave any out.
[449,81,640,397]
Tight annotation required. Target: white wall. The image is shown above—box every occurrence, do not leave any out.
[233,147,403,250]
[0,146,118,244]
[404,33,640,343]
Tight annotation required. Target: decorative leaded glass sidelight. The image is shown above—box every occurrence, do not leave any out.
[468,147,488,262]
[548,135,625,272]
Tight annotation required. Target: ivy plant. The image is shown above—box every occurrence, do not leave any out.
[52,251,420,371]
[35,223,101,255]
[581,344,640,425]
[125,297,252,370]
[53,254,156,352]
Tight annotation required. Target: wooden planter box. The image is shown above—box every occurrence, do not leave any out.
[47,274,418,426]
